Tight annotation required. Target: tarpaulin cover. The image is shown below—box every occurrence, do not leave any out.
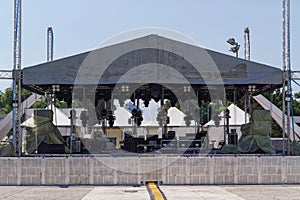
[221,110,275,154]
[0,142,15,157]
[292,141,300,155]
[23,111,66,154]
[238,110,275,154]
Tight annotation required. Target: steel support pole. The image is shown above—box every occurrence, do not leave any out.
[47,27,54,62]
[13,0,22,156]
[282,0,292,155]
[244,90,247,124]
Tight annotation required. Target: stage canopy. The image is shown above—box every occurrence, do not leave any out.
[22,34,282,104]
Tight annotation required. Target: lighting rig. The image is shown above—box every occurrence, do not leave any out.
[227,38,240,57]
[131,108,143,127]
[156,108,169,127]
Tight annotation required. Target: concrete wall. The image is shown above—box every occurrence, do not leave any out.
[0,156,299,185]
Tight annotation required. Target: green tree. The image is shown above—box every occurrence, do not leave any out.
[0,87,12,114]
[0,87,32,137]
[54,99,68,108]
[0,87,32,114]
[31,100,47,108]
[31,99,68,109]
[294,91,300,99]
[263,89,300,116]
[262,89,300,137]
[161,100,180,111]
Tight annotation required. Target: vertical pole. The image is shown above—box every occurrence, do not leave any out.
[83,87,87,136]
[233,87,237,105]
[247,29,250,60]
[133,92,136,137]
[223,87,227,144]
[13,0,22,156]
[161,88,167,137]
[104,101,107,136]
[286,0,292,154]
[270,92,273,138]
[244,27,250,61]
[248,93,252,117]
[282,0,291,155]
[223,113,226,145]
[47,27,54,127]
[244,90,247,124]
[287,0,296,144]
[47,27,54,62]
[196,90,200,133]
[282,0,286,155]
[244,29,246,60]
[207,103,210,123]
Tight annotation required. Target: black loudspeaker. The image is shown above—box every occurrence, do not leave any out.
[167,131,176,139]
[229,129,238,145]
[38,142,65,154]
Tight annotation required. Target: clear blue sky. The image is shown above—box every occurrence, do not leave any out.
[0,0,299,91]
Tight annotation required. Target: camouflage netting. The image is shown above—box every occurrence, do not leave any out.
[0,142,15,157]
[221,110,275,154]
[23,110,66,154]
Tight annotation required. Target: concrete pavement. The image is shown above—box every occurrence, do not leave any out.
[160,186,244,200]
[81,186,149,200]
[0,185,300,199]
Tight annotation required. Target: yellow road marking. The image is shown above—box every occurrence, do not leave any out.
[148,182,165,200]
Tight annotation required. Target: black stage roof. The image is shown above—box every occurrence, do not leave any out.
[21,35,282,103]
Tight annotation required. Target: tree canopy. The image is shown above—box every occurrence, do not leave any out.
[263,89,300,116]
[0,87,69,115]
[0,87,31,114]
